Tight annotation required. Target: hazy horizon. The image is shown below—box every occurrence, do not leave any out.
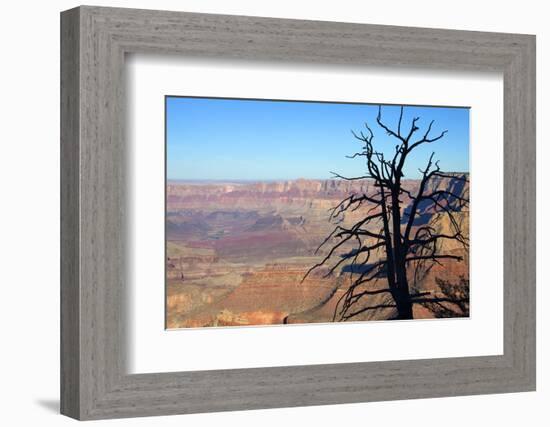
[167,174,470,184]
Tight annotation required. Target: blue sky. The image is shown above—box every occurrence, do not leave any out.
[166,97,469,181]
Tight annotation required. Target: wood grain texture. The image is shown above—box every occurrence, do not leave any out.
[60,7,80,419]
[60,5,536,420]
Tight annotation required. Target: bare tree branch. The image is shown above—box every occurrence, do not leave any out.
[305,105,469,322]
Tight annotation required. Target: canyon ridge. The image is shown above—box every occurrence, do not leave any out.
[166,176,469,328]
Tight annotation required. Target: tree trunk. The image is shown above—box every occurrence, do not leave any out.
[394,289,414,320]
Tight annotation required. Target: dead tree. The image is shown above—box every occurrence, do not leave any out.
[305,106,469,320]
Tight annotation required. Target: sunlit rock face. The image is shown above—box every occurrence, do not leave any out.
[166,176,469,329]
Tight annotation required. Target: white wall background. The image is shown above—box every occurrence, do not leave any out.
[0,1,545,425]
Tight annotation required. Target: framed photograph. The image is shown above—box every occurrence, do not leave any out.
[61,6,536,420]
[164,97,471,329]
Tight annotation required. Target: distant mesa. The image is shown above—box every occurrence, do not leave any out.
[166,175,469,328]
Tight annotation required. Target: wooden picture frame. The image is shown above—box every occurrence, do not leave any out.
[60,5,536,420]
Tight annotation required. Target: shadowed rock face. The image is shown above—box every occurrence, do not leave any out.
[166,177,469,329]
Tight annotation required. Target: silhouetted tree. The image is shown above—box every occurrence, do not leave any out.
[305,106,469,321]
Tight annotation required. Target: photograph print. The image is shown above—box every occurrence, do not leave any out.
[165,97,470,329]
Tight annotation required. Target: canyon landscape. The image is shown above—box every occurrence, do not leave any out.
[165,98,470,328]
[166,175,469,328]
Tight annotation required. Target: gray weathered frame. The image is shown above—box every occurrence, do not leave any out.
[60,5,536,420]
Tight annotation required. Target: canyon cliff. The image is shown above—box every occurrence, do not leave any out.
[166,176,469,328]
